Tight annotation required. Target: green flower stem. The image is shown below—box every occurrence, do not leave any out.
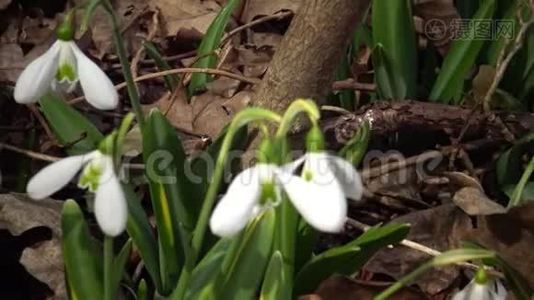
[272,99,320,294]
[509,154,534,208]
[275,99,320,138]
[170,108,282,300]
[103,235,114,300]
[114,112,136,165]
[275,193,298,297]
[102,0,145,129]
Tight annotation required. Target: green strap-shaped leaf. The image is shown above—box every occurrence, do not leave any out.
[260,251,286,300]
[144,109,196,229]
[188,0,241,96]
[40,93,103,155]
[352,24,372,57]
[372,44,399,99]
[293,223,410,296]
[143,109,194,294]
[123,184,162,292]
[293,218,318,275]
[61,199,103,300]
[219,209,276,299]
[496,132,534,186]
[429,0,496,103]
[486,1,519,66]
[187,211,276,299]
[334,47,355,110]
[111,239,132,299]
[372,0,417,99]
[143,42,180,91]
[185,239,232,299]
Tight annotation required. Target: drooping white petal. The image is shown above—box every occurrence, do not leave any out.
[280,170,347,233]
[301,153,338,186]
[281,155,306,174]
[324,153,363,201]
[70,42,118,110]
[26,151,97,200]
[493,280,507,299]
[94,156,127,236]
[14,41,61,104]
[452,279,507,300]
[210,164,276,237]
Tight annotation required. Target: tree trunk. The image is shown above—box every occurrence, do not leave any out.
[253,0,370,119]
[243,0,370,166]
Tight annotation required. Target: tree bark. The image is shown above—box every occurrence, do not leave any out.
[253,0,370,118]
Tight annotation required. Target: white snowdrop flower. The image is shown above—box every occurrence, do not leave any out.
[284,152,364,202]
[26,150,127,236]
[14,39,118,110]
[452,276,507,300]
[209,154,363,237]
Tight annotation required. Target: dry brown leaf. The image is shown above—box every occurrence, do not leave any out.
[192,90,250,138]
[462,202,534,287]
[366,166,428,209]
[122,125,143,156]
[249,32,284,48]
[365,204,472,295]
[443,171,484,191]
[237,44,274,77]
[73,0,149,58]
[0,13,55,45]
[144,89,194,132]
[241,0,300,23]
[223,90,252,114]
[0,194,65,300]
[414,0,460,55]
[472,65,496,101]
[19,16,56,46]
[0,14,55,82]
[0,44,24,82]
[0,0,10,10]
[298,275,428,300]
[149,0,221,37]
[453,187,506,216]
[206,76,241,97]
[192,92,232,138]
[0,41,53,83]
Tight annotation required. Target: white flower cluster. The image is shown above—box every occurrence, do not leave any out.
[210,152,363,237]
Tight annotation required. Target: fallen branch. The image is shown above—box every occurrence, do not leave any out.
[332,78,376,92]
[68,67,260,104]
[320,100,534,149]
